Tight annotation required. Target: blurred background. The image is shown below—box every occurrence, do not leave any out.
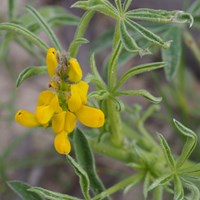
[0,0,200,199]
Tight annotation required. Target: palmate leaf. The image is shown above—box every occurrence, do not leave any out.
[183,180,200,200]
[126,19,171,49]
[161,26,182,80]
[16,66,47,87]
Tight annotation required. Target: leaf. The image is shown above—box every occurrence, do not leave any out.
[158,134,176,170]
[126,19,171,48]
[90,54,107,89]
[183,180,200,200]
[73,129,109,198]
[72,0,119,20]
[26,5,62,51]
[123,0,132,12]
[66,155,90,200]
[29,187,82,200]
[7,180,43,200]
[115,62,165,90]
[16,66,47,87]
[0,22,48,51]
[126,9,193,27]
[143,172,151,199]
[116,89,162,104]
[174,119,197,169]
[73,37,89,45]
[8,0,15,20]
[174,175,184,200]
[162,26,182,80]
[148,174,172,192]
[119,20,141,53]
[88,90,109,100]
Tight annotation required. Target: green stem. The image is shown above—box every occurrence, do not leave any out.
[91,173,144,200]
[88,139,135,163]
[69,11,95,57]
[107,98,123,147]
[183,29,200,64]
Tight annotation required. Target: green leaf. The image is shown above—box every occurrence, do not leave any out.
[143,172,151,199]
[73,37,89,45]
[119,20,141,53]
[66,155,90,200]
[174,175,184,200]
[116,89,162,104]
[174,119,197,169]
[88,90,109,100]
[114,62,165,90]
[126,19,171,48]
[188,1,200,17]
[148,174,172,192]
[26,5,62,51]
[126,9,193,27]
[16,66,47,87]
[183,180,200,200]
[162,26,182,80]
[73,129,109,198]
[123,0,132,12]
[158,134,176,170]
[72,0,119,20]
[7,180,43,200]
[90,54,107,89]
[0,22,48,51]
[69,10,95,57]
[29,187,82,200]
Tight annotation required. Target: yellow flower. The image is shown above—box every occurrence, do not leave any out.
[67,58,83,83]
[15,90,61,128]
[54,131,71,154]
[52,111,76,134]
[15,110,40,128]
[68,81,89,112]
[46,48,58,77]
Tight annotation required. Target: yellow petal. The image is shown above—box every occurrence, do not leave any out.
[76,105,105,128]
[52,111,66,134]
[68,85,82,112]
[64,111,76,133]
[37,90,62,113]
[35,105,54,125]
[74,81,89,104]
[37,90,56,106]
[67,58,82,82]
[46,48,58,77]
[54,132,71,154]
[15,110,40,127]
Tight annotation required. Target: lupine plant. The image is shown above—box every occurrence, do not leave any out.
[1,0,200,199]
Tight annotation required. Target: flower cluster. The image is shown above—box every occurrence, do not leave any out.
[15,48,105,154]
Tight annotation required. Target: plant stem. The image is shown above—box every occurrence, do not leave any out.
[106,98,123,147]
[69,10,95,57]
